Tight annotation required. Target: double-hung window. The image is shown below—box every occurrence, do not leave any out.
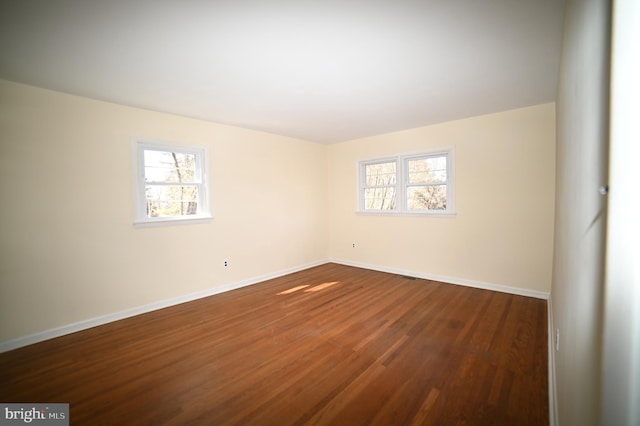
[358,148,455,215]
[362,159,398,210]
[133,140,211,226]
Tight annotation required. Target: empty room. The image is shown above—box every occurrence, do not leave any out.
[1,0,638,425]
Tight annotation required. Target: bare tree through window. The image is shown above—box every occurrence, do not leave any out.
[364,161,397,210]
[144,150,199,218]
[359,151,452,214]
[406,156,447,211]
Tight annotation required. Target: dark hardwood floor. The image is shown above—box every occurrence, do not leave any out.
[0,263,548,425]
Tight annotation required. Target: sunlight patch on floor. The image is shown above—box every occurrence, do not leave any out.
[277,285,310,295]
[277,281,340,295]
[304,281,339,292]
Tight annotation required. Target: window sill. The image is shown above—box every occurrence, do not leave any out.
[356,211,457,218]
[133,215,213,228]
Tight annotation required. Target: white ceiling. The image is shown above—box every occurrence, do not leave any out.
[0,0,565,143]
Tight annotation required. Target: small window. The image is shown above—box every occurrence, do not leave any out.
[133,140,211,226]
[405,154,448,211]
[363,159,397,210]
[358,149,455,215]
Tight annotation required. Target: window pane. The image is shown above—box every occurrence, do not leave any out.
[407,185,447,210]
[145,185,199,217]
[365,162,396,186]
[365,187,396,210]
[407,156,447,184]
[144,150,197,183]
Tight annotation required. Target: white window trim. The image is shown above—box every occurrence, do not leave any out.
[356,147,456,217]
[132,139,212,228]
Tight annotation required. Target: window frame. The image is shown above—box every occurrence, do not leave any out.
[357,147,456,217]
[133,139,212,227]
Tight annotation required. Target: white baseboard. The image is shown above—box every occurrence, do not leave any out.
[0,259,328,353]
[329,258,550,300]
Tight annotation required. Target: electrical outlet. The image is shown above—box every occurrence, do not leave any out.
[224,260,228,267]
[555,329,560,351]
[352,243,357,248]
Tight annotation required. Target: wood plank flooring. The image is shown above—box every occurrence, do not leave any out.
[0,263,548,425]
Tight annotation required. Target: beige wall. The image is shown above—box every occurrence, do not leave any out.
[328,104,556,294]
[0,80,328,343]
[551,0,611,424]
